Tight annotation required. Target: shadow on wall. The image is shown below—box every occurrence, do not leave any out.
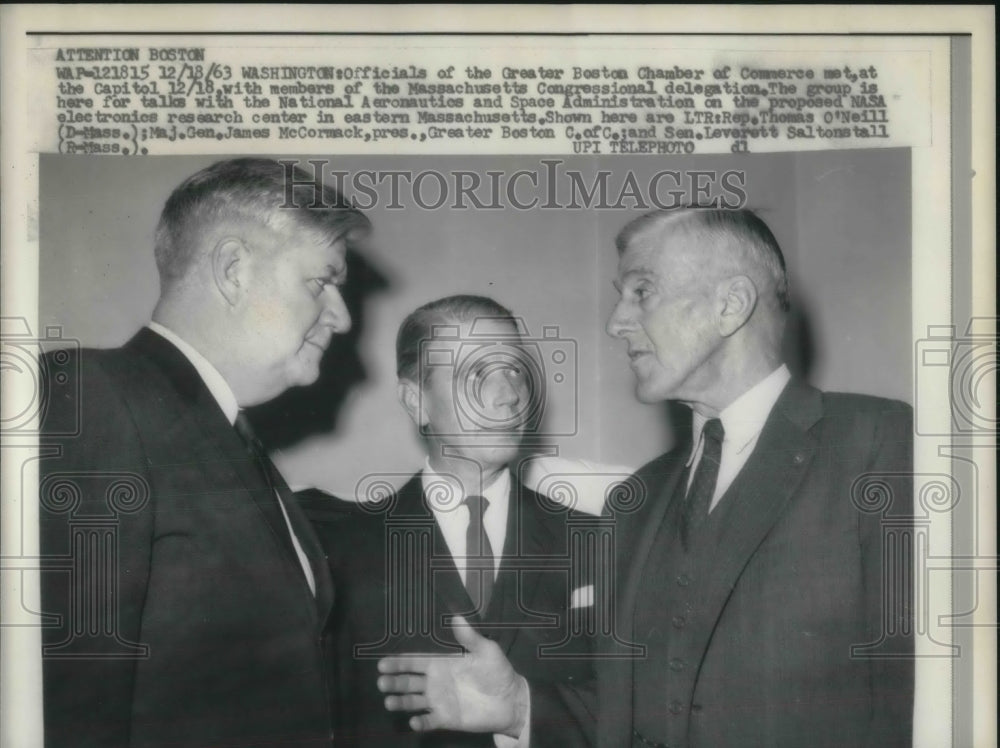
[248,248,391,450]
[782,294,816,383]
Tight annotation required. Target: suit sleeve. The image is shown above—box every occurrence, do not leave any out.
[528,680,596,747]
[526,584,598,747]
[522,495,634,748]
[40,354,154,747]
[858,402,914,748]
[308,507,372,748]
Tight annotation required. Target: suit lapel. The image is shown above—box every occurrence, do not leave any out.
[276,477,335,622]
[393,473,584,653]
[597,383,823,747]
[617,449,690,648]
[490,481,556,655]
[690,381,823,664]
[126,328,328,618]
[127,330,292,553]
[394,476,476,626]
[596,450,689,748]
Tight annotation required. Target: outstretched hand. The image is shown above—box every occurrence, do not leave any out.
[377,616,530,738]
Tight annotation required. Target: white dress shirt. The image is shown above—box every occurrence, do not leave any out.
[421,459,509,583]
[418,463,528,748]
[687,364,792,512]
[146,322,316,596]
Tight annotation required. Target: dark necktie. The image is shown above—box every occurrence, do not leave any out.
[234,410,275,487]
[464,495,495,612]
[681,418,725,549]
[234,410,316,595]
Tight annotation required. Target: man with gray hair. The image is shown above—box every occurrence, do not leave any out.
[39,158,369,747]
[377,208,914,747]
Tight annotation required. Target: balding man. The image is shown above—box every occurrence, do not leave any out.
[39,158,369,747]
[377,208,914,747]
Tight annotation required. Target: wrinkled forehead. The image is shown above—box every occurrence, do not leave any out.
[618,220,721,281]
[423,316,524,374]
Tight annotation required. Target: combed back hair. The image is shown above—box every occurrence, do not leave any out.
[615,207,791,313]
[154,158,370,285]
[396,295,517,383]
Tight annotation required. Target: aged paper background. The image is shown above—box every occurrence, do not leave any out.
[2,6,994,747]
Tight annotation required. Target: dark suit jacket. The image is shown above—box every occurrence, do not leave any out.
[310,475,593,748]
[535,380,914,748]
[39,328,337,747]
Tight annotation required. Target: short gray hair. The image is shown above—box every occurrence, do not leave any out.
[615,207,790,313]
[154,158,369,285]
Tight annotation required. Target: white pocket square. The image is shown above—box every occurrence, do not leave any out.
[571,584,594,609]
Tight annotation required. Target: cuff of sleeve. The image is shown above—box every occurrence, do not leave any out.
[494,681,530,748]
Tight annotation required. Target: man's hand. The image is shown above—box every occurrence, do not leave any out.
[377,616,530,738]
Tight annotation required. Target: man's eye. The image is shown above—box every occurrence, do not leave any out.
[310,278,331,295]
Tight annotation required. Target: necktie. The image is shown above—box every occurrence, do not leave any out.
[234,410,273,485]
[234,410,316,595]
[681,418,725,549]
[464,495,495,612]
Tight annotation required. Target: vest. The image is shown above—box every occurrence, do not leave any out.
[631,466,742,748]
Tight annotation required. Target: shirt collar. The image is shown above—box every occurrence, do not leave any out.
[689,364,792,463]
[421,457,511,514]
[147,321,240,425]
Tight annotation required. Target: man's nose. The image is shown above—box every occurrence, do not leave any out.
[606,300,632,338]
[490,371,523,409]
[321,287,352,334]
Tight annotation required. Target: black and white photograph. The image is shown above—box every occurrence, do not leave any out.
[1,6,994,748]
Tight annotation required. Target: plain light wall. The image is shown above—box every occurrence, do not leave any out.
[39,150,910,497]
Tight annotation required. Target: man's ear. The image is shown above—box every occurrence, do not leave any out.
[212,236,249,306]
[717,275,758,337]
[397,379,427,428]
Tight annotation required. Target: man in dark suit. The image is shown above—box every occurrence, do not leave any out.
[377,209,914,747]
[317,295,592,747]
[39,158,369,747]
